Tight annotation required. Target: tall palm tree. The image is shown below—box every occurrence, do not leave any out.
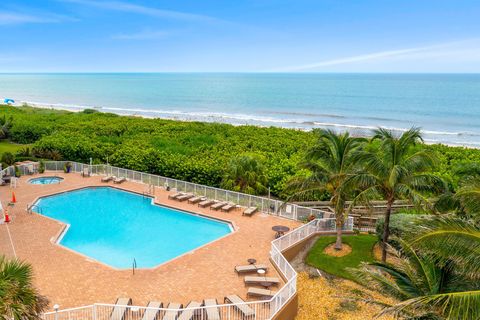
[286,129,365,250]
[351,217,480,320]
[221,155,268,195]
[0,255,49,320]
[346,128,445,261]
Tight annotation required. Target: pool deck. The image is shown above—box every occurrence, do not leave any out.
[0,172,300,309]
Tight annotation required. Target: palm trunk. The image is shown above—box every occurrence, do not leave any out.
[334,214,344,250]
[381,199,394,262]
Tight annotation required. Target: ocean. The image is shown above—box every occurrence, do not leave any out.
[1,73,479,147]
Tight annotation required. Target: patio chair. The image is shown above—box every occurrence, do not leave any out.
[210,201,228,211]
[234,264,268,274]
[168,192,185,200]
[102,175,115,182]
[187,196,206,204]
[247,287,276,299]
[224,295,255,318]
[244,276,280,287]
[242,207,258,217]
[176,193,195,202]
[220,202,236,212]
[81,167,90,177]
[177,301,202,320]
[203,299,220,320]
[113,177,126,184]
[161,303,183,320]
[109,297,132,320]
[141,301,163,320]
[198,199,215,208]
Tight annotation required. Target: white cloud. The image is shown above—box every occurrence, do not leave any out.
[112,30,170,40]
[62,0,222,23]
[272,39,480,72]
[0,12,57,25]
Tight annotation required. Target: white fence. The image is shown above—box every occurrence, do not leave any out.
[38,161,335,221]
[43,218,346,320]
[0,160,353,319]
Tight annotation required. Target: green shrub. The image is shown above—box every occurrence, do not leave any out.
[375,213,426,247]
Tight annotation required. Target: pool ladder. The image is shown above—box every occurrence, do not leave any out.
[132,258,137,275]
[26,204,43,214]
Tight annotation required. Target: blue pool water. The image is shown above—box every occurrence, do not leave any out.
[35,187,232,268]
[29,176,64,184]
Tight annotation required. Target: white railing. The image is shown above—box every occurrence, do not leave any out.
[38,161,334,221]
[2,160,353,320]
[42,217,352,320]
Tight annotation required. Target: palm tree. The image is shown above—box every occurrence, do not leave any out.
[0,255,49,319]
[221,155,268,195]
[435,163,480,223]
[285,129,365,250]
[0,115,13,139]
[351,217,480,320]
[346,128,445,261]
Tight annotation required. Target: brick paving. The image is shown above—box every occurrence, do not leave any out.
[0,172,299,309]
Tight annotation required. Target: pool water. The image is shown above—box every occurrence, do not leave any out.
[29,176,64,184]
[35,187,232,268]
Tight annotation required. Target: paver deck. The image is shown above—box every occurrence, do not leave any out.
[0,172,299,309]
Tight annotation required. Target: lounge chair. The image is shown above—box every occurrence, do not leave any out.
[162,303,183,320]
[198,199,215,208]
[177,301,202,320]
[224,295,255,318]
[244,276,280,287]
[176,193,194,202]
[110,297,132,320]
[221,202,236,212]
[114,177,126,184]
[168,192,185,200]
[210,201,228,211]
[81,167,90,177]
[203,299,220,320]
[247,287,276,299]
[242,207,258,217]
[102,175,114,182]
[235,264,268,274]
[141,301,163,320]
[187,196,206,204]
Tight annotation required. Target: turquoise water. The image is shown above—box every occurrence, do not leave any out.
[1,73,480,146]
[29,176,63,184]
[36,187,232,269]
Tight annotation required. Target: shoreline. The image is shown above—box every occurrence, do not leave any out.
[12,100,480,149]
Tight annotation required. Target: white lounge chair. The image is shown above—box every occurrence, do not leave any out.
[247,287,276,299]
[113,177,126,184]
[177,301,202,320]
[244,276,280,287]
[102,175,114,182]
[110,297,132,320]
[203,299,220,320]
[142,301,163,320]
[162,303,182,320]
[224,295,255,318]
[235,264,268,274]
[243,207,258,216]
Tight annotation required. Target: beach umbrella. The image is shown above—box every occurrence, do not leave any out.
[3,98,15,104]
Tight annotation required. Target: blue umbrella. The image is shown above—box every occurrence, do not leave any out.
[3,98,14,104]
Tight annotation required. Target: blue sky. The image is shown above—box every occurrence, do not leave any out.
[1,0,480,72]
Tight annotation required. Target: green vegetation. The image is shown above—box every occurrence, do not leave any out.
[0,140,29,154]
[305,234,377,281]
[221,155,268,195]
[353,217,480,319]
[0,256,48,319]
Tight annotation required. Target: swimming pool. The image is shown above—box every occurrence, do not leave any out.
[29,176,64,184]
[35,187,232,268]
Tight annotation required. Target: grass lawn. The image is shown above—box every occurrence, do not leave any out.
[0,140,30,155]
[305,234,378,281]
